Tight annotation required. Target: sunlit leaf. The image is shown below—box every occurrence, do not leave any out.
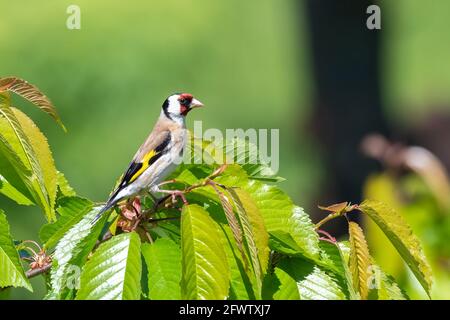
[46,206,108,299]
[0,100,54,220]
[56,171,76,197]
[348,221,371,300]
[0,128,34,205]
[220,224,256,300]
[227,187,269,295]
[318,241,359,300]
[272,269,300,300]
[142,238,181,300]
[76,232,142,300]
[363,173,406,276]
[222,137,283,182]
[161,185,254,299]
[359,199,433,296]
[368,265,408,300]
[187,196,256,300]
[273,257,346,300]
[181,204,229,299]
[0,210,32,291]
[0,174,33,205]
[269,231,304,256]
[213,185,247,269]
[39,197,93,249]
[185,135,284,182]
[0,77,65,131]
[176,165,321,266]
[215,165,321,262]
[14,108,58,218]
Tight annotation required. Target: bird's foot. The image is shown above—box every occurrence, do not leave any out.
[153,181,188,205]
[167,189,188,205]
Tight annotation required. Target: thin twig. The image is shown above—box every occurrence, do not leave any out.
[101,230,113,242]
[317,229,337,243]
[140,224,154,244]
[94,230,113,250]
[315,212,341,230]
[148,216,180,223]
[25,264,52,279]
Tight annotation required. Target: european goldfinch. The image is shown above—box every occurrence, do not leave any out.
[92,93,204,224]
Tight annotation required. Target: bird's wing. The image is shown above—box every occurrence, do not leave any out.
[110,129,172,198]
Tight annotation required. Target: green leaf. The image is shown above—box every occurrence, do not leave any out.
[194,196,256,299]
[212,185,247,269]
[39,197,93,249]
[0,210,32,291]
[176,165,321,266]
[181,204,230,300]
[216,165,321,261]
[176,170,269,299]
[142,238,181,300]
[348,221,371,300]
[14,108,58,217]
[272,269,300,300]
[368,265,408,300]
[46,205,107,299]
[320,241,359,300]
[0,77,66,131]
[297,267,347,300]
[227,187,269,296]
[288,206,321,260]
[76,232,142,300]
[359,199,433,296]
[56,171,76,197]
[0,287,11,299]
[220,224,256,300]
[269,231,304,256]
[268,231,340,275]
[214,137,284,182]
[0,100,54,221]
[273,257,347,300]
[184,135,283,182]
[184,196,256,300]
[0,128,35,204]
[0,174,33,205]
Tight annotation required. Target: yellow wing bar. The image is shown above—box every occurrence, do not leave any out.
[129,150,156,183]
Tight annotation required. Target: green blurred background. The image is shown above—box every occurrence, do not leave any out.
[1,0,450,299]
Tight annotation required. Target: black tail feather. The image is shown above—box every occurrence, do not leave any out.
[90,200,115,225]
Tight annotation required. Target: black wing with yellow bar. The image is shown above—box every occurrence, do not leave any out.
[114,133,172,192]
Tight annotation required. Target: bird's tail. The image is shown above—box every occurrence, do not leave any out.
[90,200,116,225]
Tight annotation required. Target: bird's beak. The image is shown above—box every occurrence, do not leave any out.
[190,98,204,109]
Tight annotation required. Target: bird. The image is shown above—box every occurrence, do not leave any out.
[91,93,204,224]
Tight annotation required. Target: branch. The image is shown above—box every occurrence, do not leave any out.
[94,230,113,250]
[25,264,52,279]
[315,212,342,230]
[315,203,358,229]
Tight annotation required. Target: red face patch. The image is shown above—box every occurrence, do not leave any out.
[179,93,193,101]
[179,93,193,116]
[180,104,189,115]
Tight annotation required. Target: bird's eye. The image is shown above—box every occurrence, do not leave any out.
[180,98,188,105]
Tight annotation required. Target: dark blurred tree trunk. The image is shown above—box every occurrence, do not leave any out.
[305,0,390,234]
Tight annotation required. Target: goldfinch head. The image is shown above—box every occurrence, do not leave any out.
[162,93,204,120]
